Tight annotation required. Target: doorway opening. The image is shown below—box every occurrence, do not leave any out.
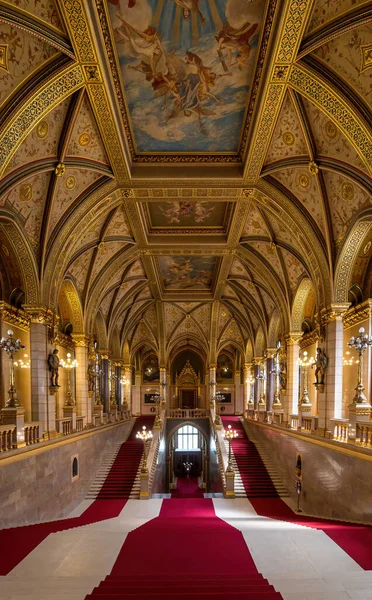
[168,424,208,497]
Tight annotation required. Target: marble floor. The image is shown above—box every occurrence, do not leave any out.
[0,498,371,600]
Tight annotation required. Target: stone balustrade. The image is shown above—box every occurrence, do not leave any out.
[24,422,43,445]
[301,416,318,433]
[329,418,349,443]
[56,418,72,436]
[0,425,16,452]
[289,414,300,430]
[76,417,85,432]
[167,408,209,419]
[356,422,372,448]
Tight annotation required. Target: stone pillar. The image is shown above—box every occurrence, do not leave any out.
[115,364,122,409]
[285,332,302,418]
[266,349,276,412]
[253,359,261,410]
[132,370,141,415]
[321,303,350,434]
[72,334,91,425]
[235,370,243,414]
[123,363,132,410]
[209,365,216,409]
[24,307,56,437]
[100,351,110,413]
[243,363,251,413]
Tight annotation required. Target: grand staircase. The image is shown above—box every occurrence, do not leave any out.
[221,417,287,498]
[87,417,154,501]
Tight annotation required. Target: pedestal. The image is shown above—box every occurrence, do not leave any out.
[1,406,25,445]
[225,470,235,498]
[348,403,372,440]
[109,405,118,422]
[63,405,77,431]
[94,403,103,425]
[139,471,149,499]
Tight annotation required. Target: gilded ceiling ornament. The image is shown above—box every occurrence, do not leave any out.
[360,44,372,74]
[84,65,101,82]
[0,45,9,72]
[122,189,133,198]
[282,132,295,146]
[97,241,105,251]
[341,182,354,201]
[323,120,337,140]
[272,65,289,81]
[79,133,90,146]
[66,176,76,190]
[298,173,309,189]
[55,163,66,177]
[2,244,9,257]
[364,241,371,255]
[19,183,33,202]
[36,120,49,139]
[242,189,253,197]
[308,161,319,175]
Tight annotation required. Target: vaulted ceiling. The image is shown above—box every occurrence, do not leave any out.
[0,0,371,363]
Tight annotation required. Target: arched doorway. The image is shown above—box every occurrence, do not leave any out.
[167,422,209,496]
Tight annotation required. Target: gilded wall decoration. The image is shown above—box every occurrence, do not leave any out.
[3,98,71,176]
[323,171,371,242]
[241,204,268,237]
[104,205,133,238]
[66,95,109,165]
[11,0,65,31]
[334,220,371,302]
[191,303,211,339]
[291,277,313,331]
[107,0,265,154]
[66,176,76,190]
[264,91,309,165]
[0,44,8,71]
[0,24,56,107]
[313,25,372,108]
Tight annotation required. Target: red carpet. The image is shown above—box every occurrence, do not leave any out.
[222,417,372,571]
[0,417,154,575]
[171,476,204,498]
[86,498,282,599]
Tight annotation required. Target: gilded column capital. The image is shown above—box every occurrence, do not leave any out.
[284,332,303,346]
[99,349,111,360]
[321,303,351,325]
[266,348,277,359]
[343,299,372,329]
[0,301,30,332]
[23,305,55,326]
[71,333,91,348]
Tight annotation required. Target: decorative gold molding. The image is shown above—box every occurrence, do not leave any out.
[0,64,84,177]
[343,300,372,329]
[320,303,351,326]
[285,331,303,346]
[60,0,96,63]
[0,302,30,332]
[23,305,55,326]
[71,333,91,347]
[299,329,320,350]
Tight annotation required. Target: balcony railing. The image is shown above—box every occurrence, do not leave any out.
[166,408,209,419]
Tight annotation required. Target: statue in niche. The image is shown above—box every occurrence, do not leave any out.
[88,358,96,392]
[279,362,287,391]
[48,348,60,387]
[313,347,327,385]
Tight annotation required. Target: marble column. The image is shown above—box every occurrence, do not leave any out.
[132,370,141,415]
[243,363,251,413]
[235,369,243,414]
[72,334,91,425]
[321,303,350,433]
[266,349,276,412]
[123,363,132,410]
[24,307,56,436]
[253,359,261,410]
[100,351,110,413]
[209,365,216,409]
[115,364,122,409]
[160,366,167,408]
[285,332,302,418]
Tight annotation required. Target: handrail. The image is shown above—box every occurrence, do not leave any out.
[210,411,227,493]
[167,408,209,419]
[146,409,166,495]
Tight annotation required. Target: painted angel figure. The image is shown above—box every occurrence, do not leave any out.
[172,0,206,25]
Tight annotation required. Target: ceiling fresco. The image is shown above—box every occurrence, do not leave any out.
[142,200,231,232]
[107,0,265,153]
[157,255,219,291]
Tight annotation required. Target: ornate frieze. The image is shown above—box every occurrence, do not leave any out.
[321,303,351,326]
[0,302,30,332]
[71,333,91,348]
[343,300,372,329]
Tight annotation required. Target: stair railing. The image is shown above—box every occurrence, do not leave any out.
[210,410,230,495]
[140,409,165,498]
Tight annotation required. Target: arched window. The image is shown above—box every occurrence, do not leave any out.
[177,425,199,450]
[72,457,78,479]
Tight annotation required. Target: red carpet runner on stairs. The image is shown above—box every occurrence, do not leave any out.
[85,498,283,599]
[0,416,154,575]
[171,476,204,498]
[222,416,372,571]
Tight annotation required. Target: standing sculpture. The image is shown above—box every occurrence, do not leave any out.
[313,348,327,385]
[48,348,60,387]
[87,358,96,393]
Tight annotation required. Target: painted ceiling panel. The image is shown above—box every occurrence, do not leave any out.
[164,302,185,337]
[306,0,369,33]
[157,255,218,291]
[142,200,232,233]
[264,91,309,166]
[247,240,283,275]
[90,240,128,283]
[241,205,268,238]
[67,248,94,295]
[126,259,146,278]
[105,205,133,238]
[191,303,211,338]
[0,24,56,109]
[11,0,65,32]
[66,95,110,165]
[281,248,306,294]
[107,0,265,154]
[100,288,116,318]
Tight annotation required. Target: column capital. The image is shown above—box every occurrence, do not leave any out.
[253,356,263,365]
[243,362,252,371]
[321,303,351,325]
[23,305,55,326]
[342,299,372,329]
[71,333,91,347]
[266,348,277,359]
[99,349,111,360]
[0,301,30,332]
[285,332,303,346]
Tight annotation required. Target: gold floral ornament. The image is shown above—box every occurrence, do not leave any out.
[342,182,354,201]
[19,183,33,202]
[36,120,49,139]
[79,133,90,146]
[55,163,66,177]
[324,120,337,140]
[0,45,9,72]
[308,161,319,175]
[298,173,309,189]
[282,132,295,146]
[363,241,371,255]
[360,44,372,74]
[66,176,76,190]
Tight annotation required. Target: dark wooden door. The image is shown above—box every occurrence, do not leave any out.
[181,389,196,408]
